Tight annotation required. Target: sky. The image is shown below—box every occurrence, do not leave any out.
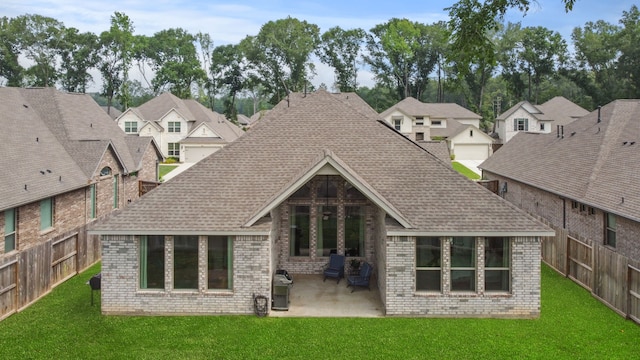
[2,0,637,91]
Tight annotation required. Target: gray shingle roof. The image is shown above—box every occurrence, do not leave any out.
[496,96,588,126]
[0,87,141,211]
[380,97,482,120]
[480,99,640,222]
[91,90,551,235]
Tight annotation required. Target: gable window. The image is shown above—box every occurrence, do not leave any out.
[485,237,510,292]
[393,118,402,131]
[4,208,16,252]
[540,123,545,131]
[431,120,442,126]
[208,236,233,290]
[450,237,476,292]
[168,143,180,157]
[89,184,97,219]
[470,129,474,137]
[605,213,616,248]
[514,118,529,131]
[140,235,165,289]
[168,121,181,133]
[416,132,424,141]
[100,166,112,177]
[345,206,364,257]
[124,121,138,133]
[415,117,424,126]
[290,206,310,256]
[174,235,199,289]
[416,237,441,292]
[40,198,54,231]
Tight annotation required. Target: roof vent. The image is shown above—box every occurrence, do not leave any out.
[630,141,636,146]
[597,106,601,123]
[570,132,576,137]
[623,141,628,145]
[40,170,45,175]
[23,104,28,108]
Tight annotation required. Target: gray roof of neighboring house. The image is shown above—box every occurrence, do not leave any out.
[380,97,482,120]
[496,96,588,127]
[0,87,149,211]
[101,105,122,120]
[91,90,551,236]
[480,99,640,222]
[416,141,451,166]
[131,92,243,142]
[125,136,164,169]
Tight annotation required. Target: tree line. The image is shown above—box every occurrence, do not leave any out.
[1,4,639,130]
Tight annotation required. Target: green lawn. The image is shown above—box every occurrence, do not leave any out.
[0,263,638,359]
[452,161,481,180]
[158,164,178,180]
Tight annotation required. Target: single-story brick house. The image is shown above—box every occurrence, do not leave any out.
[90,91,553,318]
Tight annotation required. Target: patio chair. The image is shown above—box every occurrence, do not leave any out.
[323,254,345,283]
[347,262,372,292]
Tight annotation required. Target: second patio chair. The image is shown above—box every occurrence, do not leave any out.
[323,254,345,284]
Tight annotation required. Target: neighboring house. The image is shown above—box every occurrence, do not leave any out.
[0,87,163,320]
[380,97,493,161]
[101,105,122,120]
[494,96,589,143]
[116,93,244,163]
[480,99,640,318]
[91,90,553,318]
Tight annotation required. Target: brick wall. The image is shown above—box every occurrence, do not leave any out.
[484,171,640,263]
[384,236,541,318]
[101,234,271,315]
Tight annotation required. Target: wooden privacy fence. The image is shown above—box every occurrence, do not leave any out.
[541,223,640,324]
[0,224,100,321]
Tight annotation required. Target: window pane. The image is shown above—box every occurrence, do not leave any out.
[40,198,52,230]
[208,236,232,289]
[290,206,310,256]
[316,205,337,257]
[345,206,364,257]
[174,235,199,289]
[451,237,475,267]
[140,235,165,289]
[416,270,441,291]
[485,270,510,291]
[416,237,440,267]
[5,208,15,233]
[5,234,15,252]
[451,269,476,291]
[485,237,508,267]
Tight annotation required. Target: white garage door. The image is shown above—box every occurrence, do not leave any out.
[454,144,489,161]
[184,146,216,163]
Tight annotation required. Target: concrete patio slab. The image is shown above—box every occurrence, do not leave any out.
[268,274,384,318]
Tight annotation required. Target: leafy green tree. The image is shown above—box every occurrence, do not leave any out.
[211,44,245,121]
[0,16,23,86]
[98,12,135,110]
[316,26,365,92]
[570,20,620,105]
[447,0,576,74]
[58,27,99,93]
[617,5,640,97]
[241,17,320,103]
[13,14,63,87]
[142,28,205,98]
[364,18,438,101]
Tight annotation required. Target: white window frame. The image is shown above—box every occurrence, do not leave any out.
[168,143,180,157]
[168,121,181,133]
[124,121,138,133]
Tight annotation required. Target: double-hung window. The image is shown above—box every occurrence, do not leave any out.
[485,237,510,292]
[173,235,199,289]
[605,213,616,247]
[168,121,181,133]
[140,235,165,289]
[208,236,233,290]
[168,143,180,157]
[4,208,16,252]
[450,237,476,292]
[416,237,441,292]
[89,184,97,219]
[124,121,138,133]
[514,118,529,131]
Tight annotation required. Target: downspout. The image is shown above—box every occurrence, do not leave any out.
[562,198,566,229]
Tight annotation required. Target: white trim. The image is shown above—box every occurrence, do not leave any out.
[243,150,413,228]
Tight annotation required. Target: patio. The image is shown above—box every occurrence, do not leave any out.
[268,274,384,317]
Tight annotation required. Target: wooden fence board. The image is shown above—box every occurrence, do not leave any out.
[567,236,593,290]
[0,259,17,320]
[627,265,640,324]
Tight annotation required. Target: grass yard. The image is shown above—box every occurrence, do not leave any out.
[158,164,178,180]
[0,263,638,359]
[452,161,481,180]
